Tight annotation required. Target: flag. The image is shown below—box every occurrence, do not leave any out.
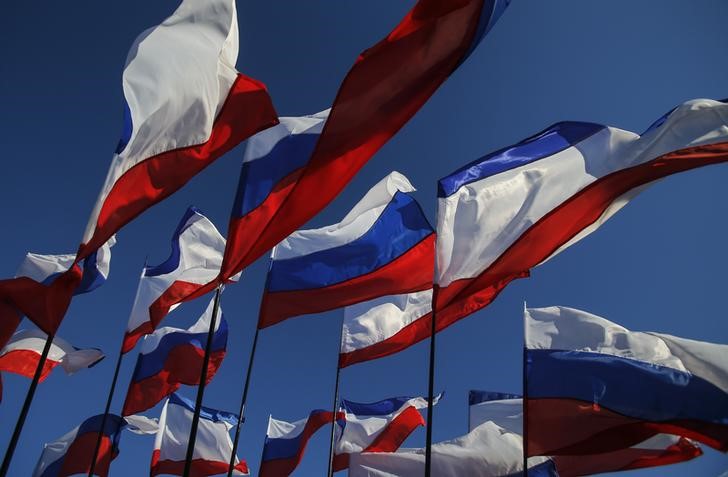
[123,207,234,353]
[333,394,439,472]
[259,172,434,328]
[217,0,511,283]
[32,414,125,477]
[469,391,702,477]
[525,306,728,454]
[122,297,227,416]
[0,329,104,382]
[0,0,277,337]
[432,98,728,336]
[151,393,249,476]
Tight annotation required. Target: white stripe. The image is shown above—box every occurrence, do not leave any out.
[16,236,115,282]
[0,329,103,374]
[83,0,241,243]
[341,290,432,354]
[272,171,416,261]
[266,415,309,440]
[243,110,329,163]
[436,99,728,286]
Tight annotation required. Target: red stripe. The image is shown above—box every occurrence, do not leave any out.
[151,450,249,476]
[78,74,278,261]
[258,234,435,328]
[58,432,117,477]
[0,302,21,351]
[0,349,61,382]
[435,141,728,332]
[527,397,728,456]
[122,347,225,416]
[552,437,702,477]
[219,0,486,280]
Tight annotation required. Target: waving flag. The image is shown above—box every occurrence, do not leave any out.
[32,414,125,477]
[259,172,434,328]
[122,297,227,416]
[259,410,337,477]
[123,207,234,353]
[469,391,702,477]
[0,329,104,382]
[526,306,728,454]
[333,394,439,472]
[0,0,277,337]
[215,0,511,284]
[152,394,249,476]
[432,99,728,335]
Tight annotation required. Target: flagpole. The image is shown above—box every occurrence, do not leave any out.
[326,314,345,477]
[87,342,125,477]
[182,285,223,477]
[522,301,528,477]
[0,334,54,477]
[424,289,438,477]
[226,325,261,477]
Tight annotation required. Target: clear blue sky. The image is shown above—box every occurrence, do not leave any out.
[1,1,727,475]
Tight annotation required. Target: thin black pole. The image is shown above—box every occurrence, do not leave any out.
[0,334,54,477]
[522,302,529,476]
[182,286,222,477]
[87,343,125,477]
[424,291,438,477]
[226,326,261,477]
[326,314,345,477]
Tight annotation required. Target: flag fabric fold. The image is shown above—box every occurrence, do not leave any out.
[151,393,249,476]
[122,297,227,416]
[0,329,104,382]
[259,171,434,329]
[432,99,728,337]
[525,305,728,455]
[123,207,233,353]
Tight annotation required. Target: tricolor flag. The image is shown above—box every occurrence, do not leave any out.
[432,99,728,337]
[216,0,511,283]
[0,0,277,337]
[525,306,728,455]
[152,394,249,476]
[122,297,227,416]
[333,394,439,472]
[259,410,338,477]
[32,414,125,477]
[469,391,702,476]
[123,207,234,353]
[259,172,434,328]
[0,329,104,382]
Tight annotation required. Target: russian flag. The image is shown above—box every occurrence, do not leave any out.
[525,306,728,455]
[469,391,702,477]
[333,394,439,472]
[123,207,234,353]
[432,99,728,336]
[217,0,511,284]
[0,329,104,382]
[122,297,227,416]
[151,393,249,476]
[32,414,125,477]
[259,410,338,477]
[0,0,277,338]
[259,172,434,329]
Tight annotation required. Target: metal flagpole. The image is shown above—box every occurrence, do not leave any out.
[326,314,345,477]
[522,301,529,476]
[0,334,54,477]
[182,285,223,477]
[424,288,438,477]
[226,325,261,477]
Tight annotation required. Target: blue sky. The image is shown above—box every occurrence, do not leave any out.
[1,1,727,476]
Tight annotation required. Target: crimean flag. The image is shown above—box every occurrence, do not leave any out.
[525,306,728,454]
[259,172,434,329]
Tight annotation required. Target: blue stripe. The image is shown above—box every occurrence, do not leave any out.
[469,390,521,406]
[527,460,559,477]
[131,316,227,381]
[233,132,319,218]
[341,396,416,417]
[169,393,238,426]
[526,349,728,424]
[262,410,329,461]
[437,122,605,198]
[75,249,106,295]
[460,0,511,64]
[145,206,203,277]
[267,191,433,292]
[115,98,133,155]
